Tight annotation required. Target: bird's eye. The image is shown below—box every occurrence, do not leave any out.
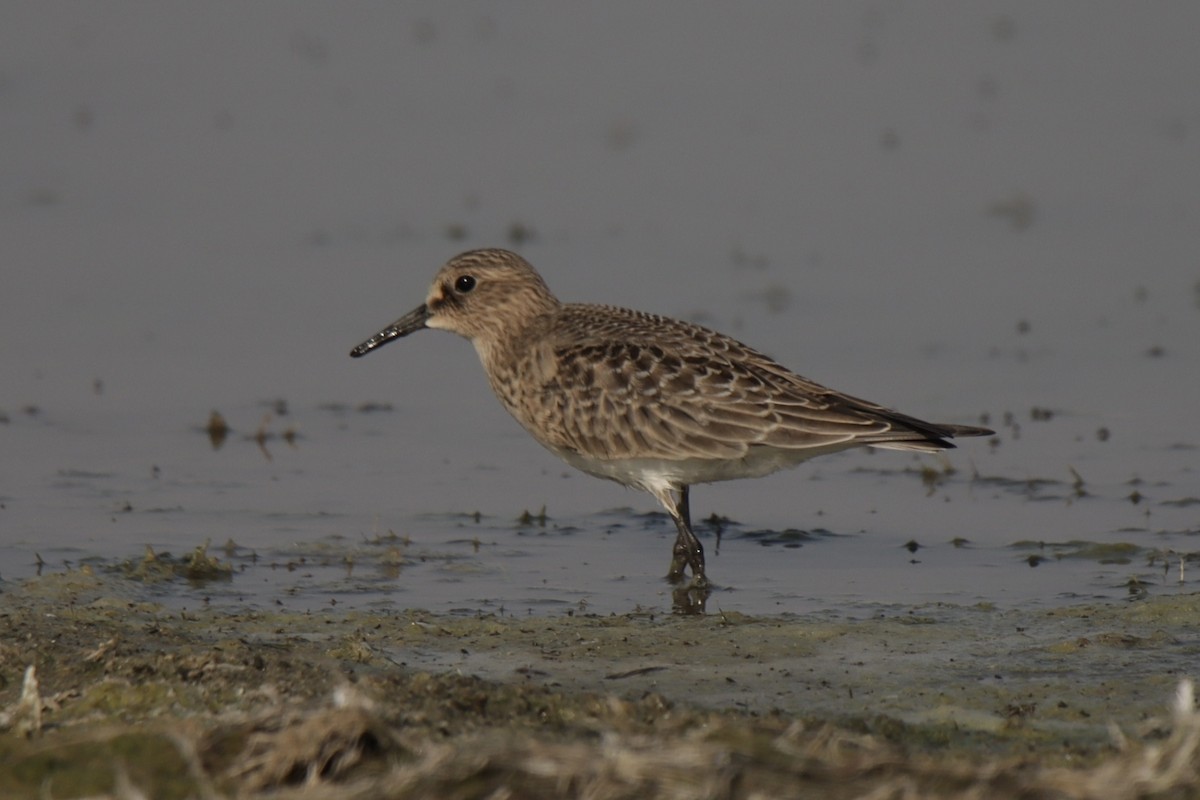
[454,275,476,293]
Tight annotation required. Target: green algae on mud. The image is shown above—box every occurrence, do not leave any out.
[2,570,1200,798]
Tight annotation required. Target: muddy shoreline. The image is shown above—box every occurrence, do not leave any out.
[1,569,1198,797]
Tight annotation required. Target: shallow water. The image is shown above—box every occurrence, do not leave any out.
[2,396,1194,618]
[1,4,1197,617]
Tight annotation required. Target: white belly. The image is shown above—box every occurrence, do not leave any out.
[549,441,858,493]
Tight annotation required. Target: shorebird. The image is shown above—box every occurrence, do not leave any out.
[351,249,992,592]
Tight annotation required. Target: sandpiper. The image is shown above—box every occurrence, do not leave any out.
[351,249,992,590]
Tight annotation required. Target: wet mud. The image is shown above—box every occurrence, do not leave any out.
[2,569,1198,798]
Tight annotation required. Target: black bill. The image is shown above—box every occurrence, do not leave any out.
[349,304,430,358]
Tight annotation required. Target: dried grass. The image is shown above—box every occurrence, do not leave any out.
[7,666,1199,799]
[176,680,1199,799]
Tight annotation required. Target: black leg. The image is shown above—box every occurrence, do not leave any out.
[664,486,707,587]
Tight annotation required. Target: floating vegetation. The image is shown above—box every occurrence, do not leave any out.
[206,410,229,449]
[739,527,834,547]
[202,409,300,459]
[117,541,233,585]
[1009,540,1144,565]
[1162,497,1200,508]
[1068,466,1087,498]
[517,506,548,527]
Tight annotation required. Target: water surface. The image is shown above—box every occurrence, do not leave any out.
[2,4,1197,616]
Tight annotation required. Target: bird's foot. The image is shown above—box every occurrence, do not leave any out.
[665,553,707,585]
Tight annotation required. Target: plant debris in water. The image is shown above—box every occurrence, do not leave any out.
[117,541,234,584]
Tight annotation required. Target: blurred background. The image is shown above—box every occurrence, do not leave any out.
[2,3,1197,614]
